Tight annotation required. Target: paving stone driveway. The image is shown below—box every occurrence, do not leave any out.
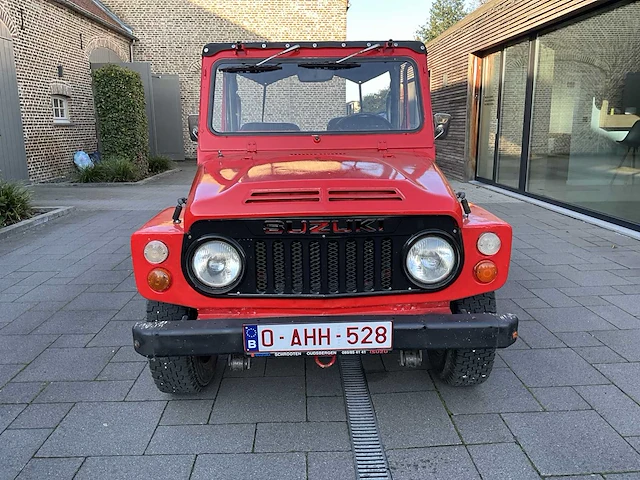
[1,164,640,479]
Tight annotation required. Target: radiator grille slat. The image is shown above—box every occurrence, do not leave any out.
[309,241,321,294]
[262,238,392,295]
[273,241,285,294]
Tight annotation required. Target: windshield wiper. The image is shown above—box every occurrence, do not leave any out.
[299,62,360,70]
[256,44,300,66]
[335,43,381,64]
[220,65,282,73]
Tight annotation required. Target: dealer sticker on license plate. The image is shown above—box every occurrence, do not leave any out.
[243,321,392,354]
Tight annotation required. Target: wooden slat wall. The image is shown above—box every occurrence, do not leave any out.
[427,0,612,180]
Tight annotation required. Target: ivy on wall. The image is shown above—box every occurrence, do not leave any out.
[92,64,149,175]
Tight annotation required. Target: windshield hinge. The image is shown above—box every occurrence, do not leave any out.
[377,141,388,151]
[246,141,257,153]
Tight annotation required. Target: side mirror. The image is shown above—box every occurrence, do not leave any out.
[434,113,451,140]
[188,114,198,141]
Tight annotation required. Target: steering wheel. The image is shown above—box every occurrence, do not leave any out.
[334,113,392,131]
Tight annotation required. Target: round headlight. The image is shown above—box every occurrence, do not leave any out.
[477,232,501,256]
[191,240,243,289]
[405,235,457,286]
[144,240,169,264]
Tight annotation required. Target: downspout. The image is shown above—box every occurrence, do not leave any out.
[129,39,135,62]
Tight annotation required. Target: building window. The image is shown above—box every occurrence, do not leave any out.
[52,96,70,124]
[475,0,640,228]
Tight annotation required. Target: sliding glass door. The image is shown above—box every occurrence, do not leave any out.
[476,41,530,188]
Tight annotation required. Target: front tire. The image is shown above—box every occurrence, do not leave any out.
[146,301,216,394]
[428,292,497,386]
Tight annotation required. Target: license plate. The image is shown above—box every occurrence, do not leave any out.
[243,321,392,354]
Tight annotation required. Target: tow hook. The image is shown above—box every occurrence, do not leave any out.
[399,350,423,368]
[315,355,336,369]
[228,354,251,372]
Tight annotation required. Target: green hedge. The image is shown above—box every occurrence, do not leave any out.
[0,179,33,228]
[92,64,149,175]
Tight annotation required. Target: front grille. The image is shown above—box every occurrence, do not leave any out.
[253,237,394,296]
[183,216,462,298]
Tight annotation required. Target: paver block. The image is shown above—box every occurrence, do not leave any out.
[387,445,481,480]
[210,377,305,423]
[468,442,540,480]
[16,457,83,480]
[528,307,614,332]
[307,451,355,480]
[576,385,640,436]
[372,391,460,448]
[146,424,255,454]
[594,330,640,362]
[437,367,541,414]
[307,396,346,422]
[34,380,133,403]
[0,428,52,480]
[0,335,56,364]
[160,400,213,425]
[503,410,640,476]
[452,414,514,444]
[37,401,165,457]
[10,403,72,429]
[191,453,306,480]
[15,347,115,382]
[500,348,609,387]
[75,455,194,480]
[530,387,590,411]
[254,422,350,452]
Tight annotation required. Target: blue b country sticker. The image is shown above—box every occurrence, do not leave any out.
[244,325,259,352]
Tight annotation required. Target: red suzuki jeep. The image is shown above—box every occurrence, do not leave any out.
[131,41,518,394]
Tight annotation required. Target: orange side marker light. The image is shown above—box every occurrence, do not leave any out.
[474,260,498,284]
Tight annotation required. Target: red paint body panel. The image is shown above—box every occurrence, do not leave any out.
[130,43,514,321]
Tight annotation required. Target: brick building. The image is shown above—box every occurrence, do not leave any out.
[427,0,640,229]
[0,0,133,182]
[103,0,349,158]
[0,0,348,182]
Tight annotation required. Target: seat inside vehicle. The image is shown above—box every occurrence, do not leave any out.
[239,122,300,132]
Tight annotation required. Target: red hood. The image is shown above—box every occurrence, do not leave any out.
[183,150,462,228]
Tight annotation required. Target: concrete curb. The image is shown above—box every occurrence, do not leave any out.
[34,168,180,188]
[0,206,75,240]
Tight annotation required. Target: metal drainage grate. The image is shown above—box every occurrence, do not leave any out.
[340,355,392,480]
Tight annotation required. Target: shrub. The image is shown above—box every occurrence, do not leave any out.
[148,155,174,175]
[101,157,141,182]
[92,64,149,175]
[0,179,33,228]
[73,165,106,183]
[73,157,141,183]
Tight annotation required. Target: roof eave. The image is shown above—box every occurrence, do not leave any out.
[49,0,138,40]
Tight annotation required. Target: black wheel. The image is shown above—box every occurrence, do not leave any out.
[428,292,497,386]
[146,301,216,394]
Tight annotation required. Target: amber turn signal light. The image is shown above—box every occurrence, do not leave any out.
[474,260,497,283]
[148,268,171,292]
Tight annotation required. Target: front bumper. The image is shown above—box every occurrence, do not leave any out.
[132,313,519,357]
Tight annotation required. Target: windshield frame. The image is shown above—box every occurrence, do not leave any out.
[207,56,425,137]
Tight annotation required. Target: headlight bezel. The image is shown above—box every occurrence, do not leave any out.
[184,235,246,294]
[403,231,462,290]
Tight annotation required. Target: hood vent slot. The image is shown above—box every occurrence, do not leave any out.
[328,188,403,202]
[246,189,321,203]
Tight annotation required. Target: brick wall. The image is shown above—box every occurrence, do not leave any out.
[0,0,131,182]
[102,0,348,158]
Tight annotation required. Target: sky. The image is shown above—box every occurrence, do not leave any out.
[346,0,477,41]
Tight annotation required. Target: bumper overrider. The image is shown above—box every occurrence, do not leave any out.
[132,313,519,357]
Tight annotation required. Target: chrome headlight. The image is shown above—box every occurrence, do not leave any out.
[191,240,243,290]
[405,235,457,286]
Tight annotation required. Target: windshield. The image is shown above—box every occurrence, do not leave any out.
[210,59,422,134]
